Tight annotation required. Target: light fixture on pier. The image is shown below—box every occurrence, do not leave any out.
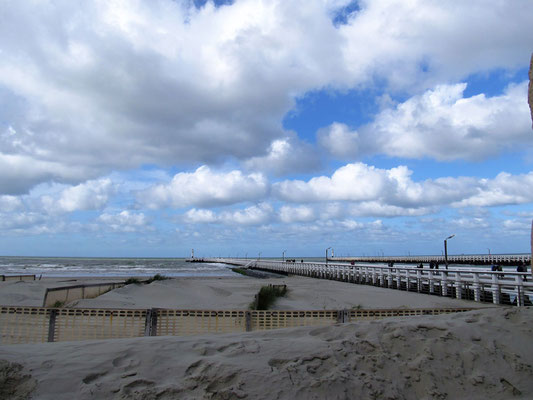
[282,250,287,262]
[325,247,332,265]
[444,234,455,270]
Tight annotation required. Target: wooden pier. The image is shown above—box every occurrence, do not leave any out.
[198,258,533,307]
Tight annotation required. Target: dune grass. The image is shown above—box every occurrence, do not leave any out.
[251,284,288,310]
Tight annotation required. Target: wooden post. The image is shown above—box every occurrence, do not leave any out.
[245,311,252,332]
[144,309,158,336]
[47,309,57,342]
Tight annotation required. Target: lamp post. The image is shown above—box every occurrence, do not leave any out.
[444,234,455,270]
[325,247,332,265]
[282,250,286,262]
[258,252,262,260]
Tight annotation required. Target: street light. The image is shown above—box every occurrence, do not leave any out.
[282,250,287,262]
[444,234,455,270]
[258,252,262,260]
[325,247,332,265]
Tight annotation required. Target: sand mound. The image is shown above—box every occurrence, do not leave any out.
[0,360,36,400]
[1,306,532,399]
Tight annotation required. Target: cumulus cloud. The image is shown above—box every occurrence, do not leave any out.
[274,162,533,209]
[338,0,532,89]
[97,210,151,232]
[370,82,532,160]
[184,203,273,226]
[139,166,268,209]
[1,0,532,193]
[316,123,360,159]
[244,136,321,176]
[319,82,532,161]
[40,179,114,213]
[0,212,49,231]
[452,172,533,207]
[0,195,23,212]
[279,205,315,223]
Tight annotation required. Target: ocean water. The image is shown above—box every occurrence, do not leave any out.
[0,256,509,278]
[0,257,239,278]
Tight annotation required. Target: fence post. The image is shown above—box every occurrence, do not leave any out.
[336,309,348,323]
[245,311,252,332]
[144,308,158,336]
[47,309,57,342]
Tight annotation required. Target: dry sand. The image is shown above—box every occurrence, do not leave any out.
[0,275,497,309]
[1,307,532,399]
[1,275,530,399]
[0,277,124,307]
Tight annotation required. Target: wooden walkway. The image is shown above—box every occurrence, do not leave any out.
[201,258,533,307]
[329,254,530,266]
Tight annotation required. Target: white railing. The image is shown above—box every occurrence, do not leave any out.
[203,258,532,307]
[329,254,530,265]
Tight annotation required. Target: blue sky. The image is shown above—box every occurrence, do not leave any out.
[0,0,532,258]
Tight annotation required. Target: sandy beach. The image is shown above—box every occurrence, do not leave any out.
[0,275,497,309]
[1,274,532,399]
[1,306,532,399]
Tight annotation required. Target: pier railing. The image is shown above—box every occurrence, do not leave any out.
[204,258,533,307]
[0,306,478,345]
[330,254,531,266]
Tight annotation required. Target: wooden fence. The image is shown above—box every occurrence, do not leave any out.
[42,282,125,307]
[0,306,478,345]
[1,274,36,281]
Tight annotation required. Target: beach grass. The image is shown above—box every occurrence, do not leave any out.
[251,284,288,310]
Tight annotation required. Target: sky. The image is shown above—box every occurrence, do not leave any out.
[1,0,533,258]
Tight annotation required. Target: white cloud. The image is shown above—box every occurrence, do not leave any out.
[183,209,218,224]
[97,210,150,232]
[0,212,48,231]
[139,166,268,209]
[184,203,273,226]
[0,153,96,195]
[320,82,532,161]
[244,136,320,176]
[0,195,23,212]
[369,82,532,161]
[452,172,533,207]
[317,123,360,159]
[451,217,490,230]
[347,202,433,218]
[279,205,315,223]
[42,179,114,213]
[1,0,532,193]
[274,162,533,209]
[502,219,530,232]
[338,0,532,89]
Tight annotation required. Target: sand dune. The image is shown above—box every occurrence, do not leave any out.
[70,276,495,310]
[1,306,532,399]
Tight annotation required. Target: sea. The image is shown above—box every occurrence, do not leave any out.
[0,257,238,278]
[0,256,518,278]
[0,256,322,278]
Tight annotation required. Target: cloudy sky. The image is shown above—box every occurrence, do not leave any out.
[1,0,532,257]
